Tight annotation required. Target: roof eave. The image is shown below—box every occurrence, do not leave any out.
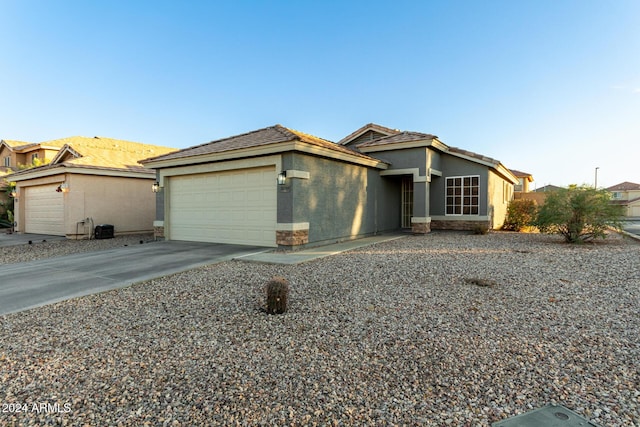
[337,123,400,145]
[358,137,445,153]
[143,140,388,170]
[9,164,154,181]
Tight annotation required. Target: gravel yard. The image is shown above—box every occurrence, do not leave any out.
[1,231,638,426]
[0,234,154,265]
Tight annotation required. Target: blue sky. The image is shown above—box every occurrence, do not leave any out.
[1,0,638,189]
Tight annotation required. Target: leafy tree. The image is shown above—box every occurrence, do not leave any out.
[534,185,624,243]
[0,177,16,227]
[503,198,537,231]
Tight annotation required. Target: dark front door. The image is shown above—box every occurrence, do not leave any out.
[401,177,413,228]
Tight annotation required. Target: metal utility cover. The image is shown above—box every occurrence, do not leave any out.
[492,404,601,427]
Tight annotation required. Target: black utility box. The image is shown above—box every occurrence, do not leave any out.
[94,224,114,239]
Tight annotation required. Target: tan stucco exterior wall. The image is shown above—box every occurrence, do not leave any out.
[488,170,512,229]
[14,173,156,238]
[514,191,548,206]
[65,174,155,237]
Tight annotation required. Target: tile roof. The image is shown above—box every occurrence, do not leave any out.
[509,169,533,177]
[448,146,500,166]
[356,131,438,148]
[9,136,177,176]
[337,123,401,145]
[606,181,640,191]
[1,139,33,148]
[533,184,563,192]
[142,125,378,163]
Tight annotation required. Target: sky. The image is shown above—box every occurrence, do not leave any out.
[1,0,638,189]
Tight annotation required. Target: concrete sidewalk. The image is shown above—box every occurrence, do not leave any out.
[236,233,407,264]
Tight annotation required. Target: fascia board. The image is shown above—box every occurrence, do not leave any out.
[446,150,497,168]
[291,141,388,169]
[64,167,155,179]
[358,139,437,153]
[10,165,153,181]
[496,164,519,184]
[9,166,65,181]
[144,141,388,170]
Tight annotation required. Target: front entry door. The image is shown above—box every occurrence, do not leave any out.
[401,177,414,228]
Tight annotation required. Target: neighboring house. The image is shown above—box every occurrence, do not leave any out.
[533,184,563,193]
[510,169,541,204]
[1,138,68,173]
[141,123,518,248]
[607,181,640,217]
[509,169,534,193]
[7,136,176,238]
[1,138,66,218]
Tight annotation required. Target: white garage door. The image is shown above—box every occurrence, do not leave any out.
[24,184,65,235]
[168,166,277,247]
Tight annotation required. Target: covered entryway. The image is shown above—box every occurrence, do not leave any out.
[167,166,277,246]
[24,184,65,235]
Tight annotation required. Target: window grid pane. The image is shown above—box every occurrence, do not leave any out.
[445,176,480,216]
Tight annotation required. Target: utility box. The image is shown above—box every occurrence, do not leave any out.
[94,224,114,239]
[492,404,600,427]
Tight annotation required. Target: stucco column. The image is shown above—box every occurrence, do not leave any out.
[275,169,310,247]
[411,180,431,234]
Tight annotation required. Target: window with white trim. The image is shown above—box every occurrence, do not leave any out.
[3,156,10,167]
[446,175,479,215]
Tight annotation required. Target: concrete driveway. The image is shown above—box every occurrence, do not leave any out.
[0,241,267,315]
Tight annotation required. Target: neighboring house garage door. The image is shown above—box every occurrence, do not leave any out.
[24,184,65,235]
[168,166,277,247]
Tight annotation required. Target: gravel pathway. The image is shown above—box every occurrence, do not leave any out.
[1,231,638,426]
[0,234,154,265]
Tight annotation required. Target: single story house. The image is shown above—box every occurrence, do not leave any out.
[607,181,640,217]
[141,123,518,248]
[8,136,176,238]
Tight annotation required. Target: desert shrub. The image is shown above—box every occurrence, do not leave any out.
[534,185,624,243]
[265,276,289,314]
[503,199,538,231]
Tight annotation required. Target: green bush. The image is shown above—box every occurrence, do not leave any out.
[534,185,624,243]
[265,276,289,314]
[503,199,537,231]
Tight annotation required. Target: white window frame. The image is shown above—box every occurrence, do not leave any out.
[445,175,480,216]
[3,156,10,167]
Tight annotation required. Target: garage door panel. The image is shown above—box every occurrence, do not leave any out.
[24,184,65,235]
[168,167,276,246]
